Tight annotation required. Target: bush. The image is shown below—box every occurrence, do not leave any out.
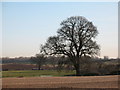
[107,71,120,75]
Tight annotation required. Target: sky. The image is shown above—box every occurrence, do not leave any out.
[1,2,118,58]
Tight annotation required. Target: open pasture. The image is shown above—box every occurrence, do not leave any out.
[2,70,75,78]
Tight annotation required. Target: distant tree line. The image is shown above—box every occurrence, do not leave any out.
[2,56,120,75]
[2,57,31,64]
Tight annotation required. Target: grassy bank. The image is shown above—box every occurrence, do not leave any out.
[2,70,75,78]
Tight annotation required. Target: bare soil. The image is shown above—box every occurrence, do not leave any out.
[2,75,119,88]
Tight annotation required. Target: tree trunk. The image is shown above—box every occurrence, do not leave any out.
[74,57,81,76]
[75,64,81,76]
[70,57,81,76]
[38,64,41,70]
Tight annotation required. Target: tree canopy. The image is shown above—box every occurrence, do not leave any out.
[41,16,100,75]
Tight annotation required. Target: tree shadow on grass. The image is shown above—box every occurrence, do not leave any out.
[64,73,99,76]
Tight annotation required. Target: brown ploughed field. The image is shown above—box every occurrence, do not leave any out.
[2,75,119,88]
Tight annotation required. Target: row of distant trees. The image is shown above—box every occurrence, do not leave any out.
[2,55,119,75]
[2,57,31,64]
[2,56,117,65]
[30,54,120,75]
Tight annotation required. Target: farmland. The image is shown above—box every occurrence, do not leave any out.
[2,75,119,88]
[2,59,119,89]
[2,70,119,88]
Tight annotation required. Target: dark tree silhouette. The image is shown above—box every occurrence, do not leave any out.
[30,54,46,70]
[41,16,100,75]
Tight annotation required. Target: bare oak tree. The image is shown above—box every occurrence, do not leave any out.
[41,16,100,75]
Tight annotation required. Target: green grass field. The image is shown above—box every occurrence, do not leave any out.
[2,70,75,78]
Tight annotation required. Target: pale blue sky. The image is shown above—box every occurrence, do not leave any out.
[2,2,118,58]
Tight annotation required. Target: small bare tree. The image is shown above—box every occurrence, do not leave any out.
[30,54,46,70]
